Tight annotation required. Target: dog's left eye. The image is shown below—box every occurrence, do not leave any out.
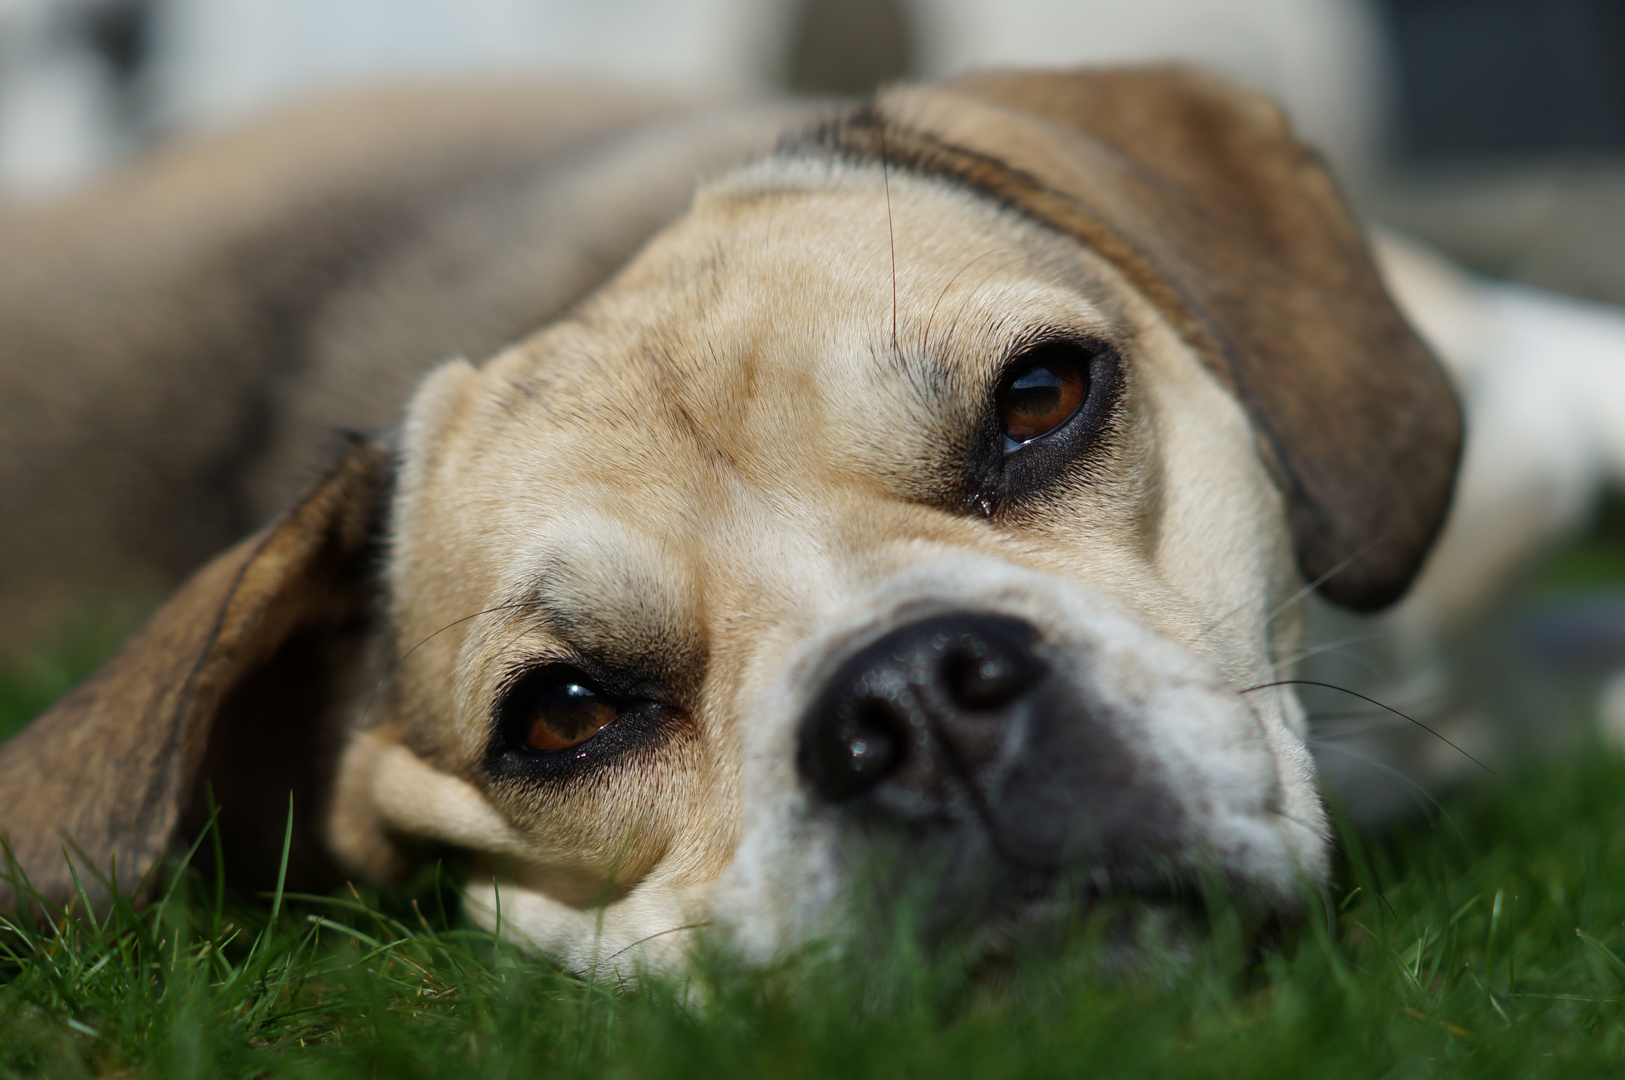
[489,663,687,781]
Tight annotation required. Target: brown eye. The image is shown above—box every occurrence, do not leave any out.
[524,681,618,752]
[997,344,1089,446]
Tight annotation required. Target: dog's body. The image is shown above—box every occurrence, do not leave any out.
[0,83,813,644]
[0,70,1468,975]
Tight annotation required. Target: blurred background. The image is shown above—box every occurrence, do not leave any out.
[2,0,1621,303]
[0,0,1621,306]
[2,0,1625,817]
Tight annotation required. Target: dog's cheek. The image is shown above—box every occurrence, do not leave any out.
[1124,318,1296,680]
[326,726,418,881]
[697,788,847,963]
[1064,626,1330,895]
[474,725,723,889]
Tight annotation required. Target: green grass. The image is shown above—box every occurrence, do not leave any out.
[1532,493,1625,592]
[9,594,1625,1075]
[8,757,1625,1078]
[0,612,139,746]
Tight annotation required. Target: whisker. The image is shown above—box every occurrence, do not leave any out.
[1312,717,1418,740]
[1313,707,1421,726]
[1310,707,1393,722]
[359,599,536,727]
[1244,679,1494,774]
[1306,738,1461,839]
[879,124,898,355]
[1197,543,1377,644]
[1308,684,1462,726]
[1310,692,1465,744]
[1267,633,1386,676]
[1312,709,1466,742]
[1264,803,1334,843]
[1279,649,1380,677]
[601,921,714,964]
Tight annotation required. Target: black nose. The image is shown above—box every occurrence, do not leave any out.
[798,612,1046,806]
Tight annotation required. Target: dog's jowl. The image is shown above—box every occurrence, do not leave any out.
[0,68,1460,976]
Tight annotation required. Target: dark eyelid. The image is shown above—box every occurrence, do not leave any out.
[494,649,664,707]
[513,589,707,700]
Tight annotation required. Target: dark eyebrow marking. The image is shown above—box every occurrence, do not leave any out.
[509,559,709,702]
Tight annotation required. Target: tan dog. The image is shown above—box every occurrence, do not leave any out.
[0,69,1460,975]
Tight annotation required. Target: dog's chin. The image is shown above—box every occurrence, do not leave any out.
[955,892,1200,982]
[950,878,1299,984]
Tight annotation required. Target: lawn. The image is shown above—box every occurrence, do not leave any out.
[5,571,1625,1077]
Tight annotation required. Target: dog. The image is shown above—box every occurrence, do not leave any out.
[0,68,1462,976]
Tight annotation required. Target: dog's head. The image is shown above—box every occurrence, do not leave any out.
[0,69,1460,975]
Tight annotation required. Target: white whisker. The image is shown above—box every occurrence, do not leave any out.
[1306,738,1460,838]
[1267,633,1386,676]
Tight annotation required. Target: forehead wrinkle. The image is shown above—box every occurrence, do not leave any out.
[854,277,1122,451]
[484,348,662,440]
[649,338,763,480]
[515,180,938,445]
[485,241,739,430]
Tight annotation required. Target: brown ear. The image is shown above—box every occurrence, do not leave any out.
[0,437,388,912]
[814,67,1461,610]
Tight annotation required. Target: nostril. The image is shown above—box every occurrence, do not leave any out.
[943,635,1044,711]
[801,700,905,801]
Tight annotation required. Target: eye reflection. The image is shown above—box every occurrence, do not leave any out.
[524,681,618,752]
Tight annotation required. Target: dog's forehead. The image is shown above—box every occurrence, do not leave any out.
[459,162,1116,502]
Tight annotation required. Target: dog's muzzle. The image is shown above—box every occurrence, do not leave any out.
[798,612,1182,911]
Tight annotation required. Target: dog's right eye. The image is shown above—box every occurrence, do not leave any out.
[523,680,618,752]
[958,334,1124,516]
[997,344,1089,446]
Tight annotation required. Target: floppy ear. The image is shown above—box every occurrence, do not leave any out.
[0,437,389,912]
[823,67,1461,610]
